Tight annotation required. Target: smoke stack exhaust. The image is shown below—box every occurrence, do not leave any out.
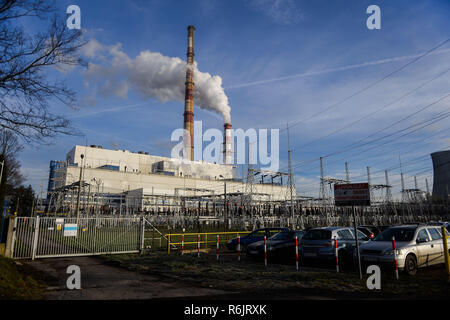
[224,123,232,165]
[183,25,195,161]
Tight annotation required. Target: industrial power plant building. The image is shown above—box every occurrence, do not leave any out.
[47,145,292,214]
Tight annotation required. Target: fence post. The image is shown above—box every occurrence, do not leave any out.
[334,236,339,273]
[197,234,200,258]
[181,234,185,255]
[139,217,145,254]
[5,216,17,258]
[31,216,40,260]
[167,234,171,254]
[392,236,399,280]
[238,235,241,262]
[216,235,219,261]
[264,235,267,267]
[441,226,450,280]
[295,236,299,270]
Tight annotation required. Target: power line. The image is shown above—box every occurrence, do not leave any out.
[292,67,450,151]
[322,95,450,158]
[279,38,450,134]
[283,106,449,173]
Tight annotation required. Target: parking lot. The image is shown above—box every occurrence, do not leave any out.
[99,246,450,299]
[165,223,450,276]
[13,221,450,300]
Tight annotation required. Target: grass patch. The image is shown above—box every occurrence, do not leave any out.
[0,256,47,300]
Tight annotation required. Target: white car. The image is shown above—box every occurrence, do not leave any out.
[356,224,450,275]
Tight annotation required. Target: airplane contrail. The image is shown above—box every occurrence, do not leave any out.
[68,102,149,119]
[225,48,450,90]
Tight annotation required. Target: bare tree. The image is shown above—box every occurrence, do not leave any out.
[0,129,24,218]
[0,0,85,143]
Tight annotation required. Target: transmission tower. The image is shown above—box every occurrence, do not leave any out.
[345,162,350,183]
[244,143,255,216]
[319,157,327,202]
[385,170,393,203]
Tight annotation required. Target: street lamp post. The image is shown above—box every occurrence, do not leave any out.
[75,154,84,225]
[91,178,102,217]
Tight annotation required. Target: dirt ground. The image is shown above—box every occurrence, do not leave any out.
[23,256,229,300]
[22,250,450,300]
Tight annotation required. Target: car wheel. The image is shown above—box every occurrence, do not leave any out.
[404,254,418,276]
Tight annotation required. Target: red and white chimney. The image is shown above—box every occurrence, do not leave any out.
[223,123,232,165]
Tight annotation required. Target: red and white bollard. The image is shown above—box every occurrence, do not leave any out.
[295,236,299,270]
[264,236,267,267]
[181,234,185,255]
[197,234,200,258]
[216,235,220,261]
[334,236,339,273]
[392,236,399,280]
[238,235,241,262]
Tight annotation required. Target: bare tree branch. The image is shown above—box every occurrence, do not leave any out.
[0,0,85,143]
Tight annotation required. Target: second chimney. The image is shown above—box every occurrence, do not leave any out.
[223,123,232,165]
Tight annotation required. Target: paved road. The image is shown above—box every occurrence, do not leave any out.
[24,257,229,300]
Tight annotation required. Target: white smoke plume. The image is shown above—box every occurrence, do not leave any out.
[83,40,231,123]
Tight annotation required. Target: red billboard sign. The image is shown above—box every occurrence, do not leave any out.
[334,183,370,206]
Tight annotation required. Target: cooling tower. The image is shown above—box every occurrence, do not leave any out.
[431,150,450,201]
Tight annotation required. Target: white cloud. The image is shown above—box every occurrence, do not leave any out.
[80,39,105,58]
[82,40,232,123]
[246,0,303,25]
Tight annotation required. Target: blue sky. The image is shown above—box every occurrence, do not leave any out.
[18,0,450,200]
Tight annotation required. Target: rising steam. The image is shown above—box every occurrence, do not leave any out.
[83,40,231,123]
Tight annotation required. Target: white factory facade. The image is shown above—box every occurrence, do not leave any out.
[48,145,292,214]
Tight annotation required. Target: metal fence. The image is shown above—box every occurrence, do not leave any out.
[11,216,144,259]
[9,212,450,259]
[165,231,251,254]
[141,212,450,231]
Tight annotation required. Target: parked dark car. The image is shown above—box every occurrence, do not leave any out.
[378,225,392,233]
[299,227,371,267]
[246,230,305,261]
[359,225,382,237]
[226,227,290,251]
[357,226,375,239]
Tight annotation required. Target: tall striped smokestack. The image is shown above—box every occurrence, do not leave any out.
[224,123,232,165]
[183,25,195,161]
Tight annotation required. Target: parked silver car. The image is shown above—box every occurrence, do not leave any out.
[299,227,371,267]
[356,224,450,275]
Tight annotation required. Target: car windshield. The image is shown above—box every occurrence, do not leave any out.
[269,232,293,241]
[374,228,415,242]
[302,229,332,240]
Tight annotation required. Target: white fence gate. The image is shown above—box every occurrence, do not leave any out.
[10,216,145,259]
